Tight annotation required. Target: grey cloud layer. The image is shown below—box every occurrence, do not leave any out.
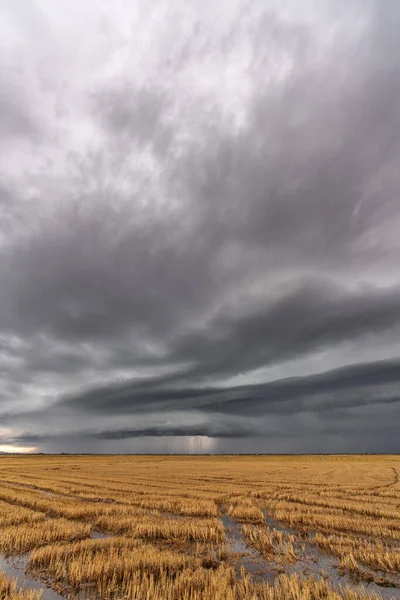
[0,0,400,452]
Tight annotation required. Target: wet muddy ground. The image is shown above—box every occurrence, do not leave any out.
[0,554,65,600]
[0,528,115,600]
[0,493,399,600]
[222,511,400,599]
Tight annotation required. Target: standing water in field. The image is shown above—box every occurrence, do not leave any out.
[262,511,400,600]
[0,555,66,600]
[221,515,276,582]
[91,530,111,539]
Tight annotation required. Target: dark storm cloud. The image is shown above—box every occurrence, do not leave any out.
[0,0,400,453]
[13,421,259,443]
[170,281,400,382]
[55,357,400,418]
[5,357,400,454]
[0,202,216,342]
[92,424,254,439]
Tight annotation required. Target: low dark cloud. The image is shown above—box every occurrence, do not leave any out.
[0,0,400,453]
[54,357,400,419]
[4,357,400,455]
[15,422,259,443]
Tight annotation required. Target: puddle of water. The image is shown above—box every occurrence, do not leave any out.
[91,530,111,539]
[221,516,248,554]
[300,544,400,600]
[0,523,112,600]
[221,515,276,583]
[0,555,66,600]
[0,553,104,600]
[263,511,400,600]
[263,513,293,535]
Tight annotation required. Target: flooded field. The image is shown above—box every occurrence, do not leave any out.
[0,454,399,599]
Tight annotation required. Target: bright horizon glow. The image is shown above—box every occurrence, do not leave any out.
[0,445,38,454]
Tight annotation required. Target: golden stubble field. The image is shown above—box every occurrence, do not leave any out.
[0,454,399,600]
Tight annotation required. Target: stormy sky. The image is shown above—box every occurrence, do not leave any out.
[0,0,400,454]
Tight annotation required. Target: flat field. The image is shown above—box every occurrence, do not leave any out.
[0,454,399,600]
